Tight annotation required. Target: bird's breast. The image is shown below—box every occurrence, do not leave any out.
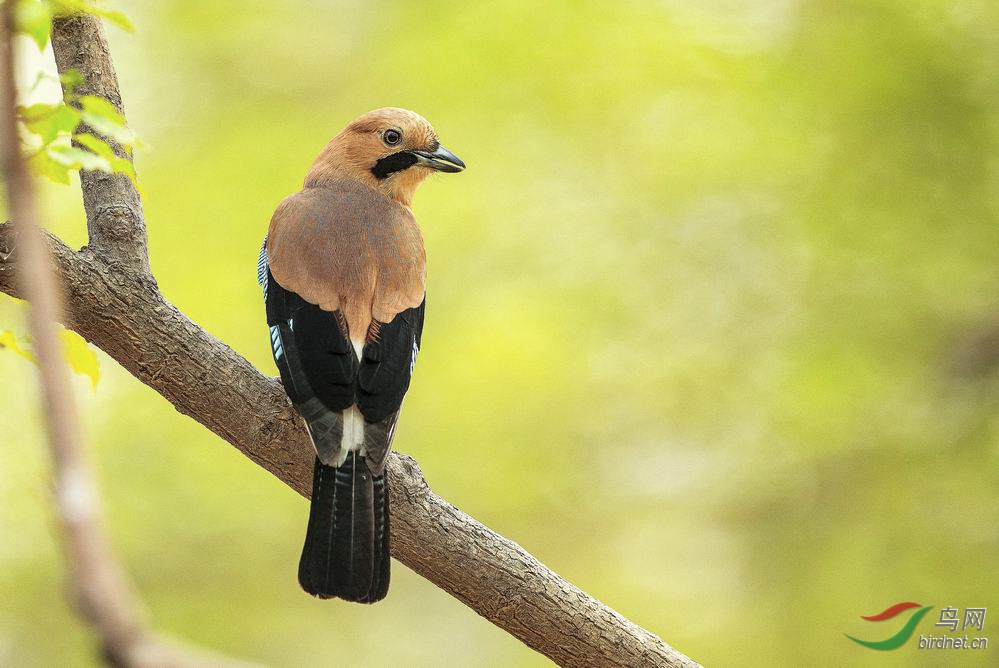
[266,183,426,344]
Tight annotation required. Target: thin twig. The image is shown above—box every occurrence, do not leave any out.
[1,9,256,668]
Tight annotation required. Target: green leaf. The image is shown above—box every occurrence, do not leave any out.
[89,6,133,31]
[0,328,101,388]
[15,0,51,50]
[73,132,113,157]
[49,0,134,32]
[60,329,100,389]
[0,330,37,363]
[74,133,138,185]
[17,102,80,143]
[27,149,72,184]
[59,69,84,93]
[46,144,113,173]
[78,95,135,146]
[78,95,124,124]
[16,102,55,121]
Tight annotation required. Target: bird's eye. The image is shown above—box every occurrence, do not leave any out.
[383,129,402,146]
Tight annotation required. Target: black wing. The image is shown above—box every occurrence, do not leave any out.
[358,303,425,422]
[262,243,424,472]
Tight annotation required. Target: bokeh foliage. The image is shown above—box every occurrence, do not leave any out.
[2,1,998,666]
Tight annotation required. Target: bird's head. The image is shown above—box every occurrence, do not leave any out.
[306,107,465,206]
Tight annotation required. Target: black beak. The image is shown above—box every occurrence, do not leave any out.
[412,144,465,173]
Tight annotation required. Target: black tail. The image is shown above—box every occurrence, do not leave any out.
[298,452,391,603]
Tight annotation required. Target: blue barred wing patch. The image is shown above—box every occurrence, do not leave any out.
[269,324,284,361]
[257,235,269,300]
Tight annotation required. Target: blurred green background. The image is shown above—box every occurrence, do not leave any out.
[2,0,999,665]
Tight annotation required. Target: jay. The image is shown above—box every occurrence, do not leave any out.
[258,108,464,602]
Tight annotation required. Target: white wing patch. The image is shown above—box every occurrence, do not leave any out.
[342,405,365,460]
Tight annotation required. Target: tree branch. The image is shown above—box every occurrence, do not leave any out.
[0,222,698,667]
[51,14,149,273]
[2,12,700,668]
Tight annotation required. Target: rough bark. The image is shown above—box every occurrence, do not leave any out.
[1,11,701,668]
[51,14,149,274]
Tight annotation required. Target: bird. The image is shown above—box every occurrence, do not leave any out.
[258,108,464,602]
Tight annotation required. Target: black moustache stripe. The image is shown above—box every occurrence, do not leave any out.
[371,151,418,179]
